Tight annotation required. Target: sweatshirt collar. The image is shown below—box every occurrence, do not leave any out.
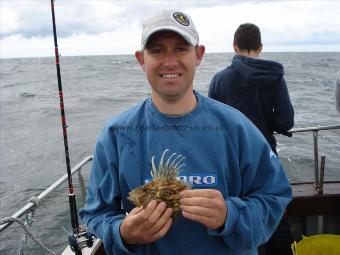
[147,90,204,124]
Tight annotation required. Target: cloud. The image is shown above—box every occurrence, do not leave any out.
[1,0,340,58]
[1,1,116,38]
[190,1,340,51]
[255,1,340,47]
[1,1,51,38]
[0,0,235,39]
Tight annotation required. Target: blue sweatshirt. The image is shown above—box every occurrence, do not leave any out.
[209,55,294,154]
[79,92,292,255]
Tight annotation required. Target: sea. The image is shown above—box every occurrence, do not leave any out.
[1,52,340,254]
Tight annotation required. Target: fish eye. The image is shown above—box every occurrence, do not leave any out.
[162,190,170,197]
[159,189,175,199]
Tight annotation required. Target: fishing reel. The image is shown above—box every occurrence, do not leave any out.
[68,229,94,253]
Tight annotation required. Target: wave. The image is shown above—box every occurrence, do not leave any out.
[2,83,16,88]
[20,92,36,97]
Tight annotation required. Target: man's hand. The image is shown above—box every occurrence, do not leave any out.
[180,189,227,230]
[120,200,173,244]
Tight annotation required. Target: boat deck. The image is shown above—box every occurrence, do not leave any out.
[287,181,340,241]
[288,181,340,216]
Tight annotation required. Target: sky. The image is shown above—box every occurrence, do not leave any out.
[1,0,340,58]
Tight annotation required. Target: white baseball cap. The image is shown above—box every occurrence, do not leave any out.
[141,9,199,50]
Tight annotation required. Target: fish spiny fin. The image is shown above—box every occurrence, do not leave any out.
[165,153,177,168]
[150,149,185,179]
[177,163,185,170]
[151,155,157,179]
[173,155,185,168]
[171,155,182,168]
[158,149,169,178]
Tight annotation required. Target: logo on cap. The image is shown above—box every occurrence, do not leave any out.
[173,12,190,26]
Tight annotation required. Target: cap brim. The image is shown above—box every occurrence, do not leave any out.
[142,26,198,50]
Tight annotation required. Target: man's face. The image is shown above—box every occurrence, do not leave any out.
[135,31,204,102]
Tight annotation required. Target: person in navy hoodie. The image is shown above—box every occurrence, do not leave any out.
[209,23,294,156]
[209,23,294,255]
[80,12,292,255]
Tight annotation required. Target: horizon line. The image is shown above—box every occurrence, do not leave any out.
[1,51,340,60]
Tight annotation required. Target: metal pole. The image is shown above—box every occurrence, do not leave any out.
[289,124,340,133]
[313,131,319,189]
[319,156,325,194]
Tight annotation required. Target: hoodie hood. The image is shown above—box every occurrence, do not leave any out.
[232,54,283,89]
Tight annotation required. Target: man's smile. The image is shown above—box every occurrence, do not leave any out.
[160,73,181,79]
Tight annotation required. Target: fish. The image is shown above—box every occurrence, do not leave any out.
[128,149,190,218]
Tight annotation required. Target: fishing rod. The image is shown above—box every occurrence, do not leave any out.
[50,1,93,254]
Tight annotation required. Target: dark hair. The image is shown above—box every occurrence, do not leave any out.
[234,23,262,52]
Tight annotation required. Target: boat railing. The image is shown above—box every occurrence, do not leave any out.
[1,124,339,232]
[0,125,340,232]
[0,155,93,232]
[282,124,340,192]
